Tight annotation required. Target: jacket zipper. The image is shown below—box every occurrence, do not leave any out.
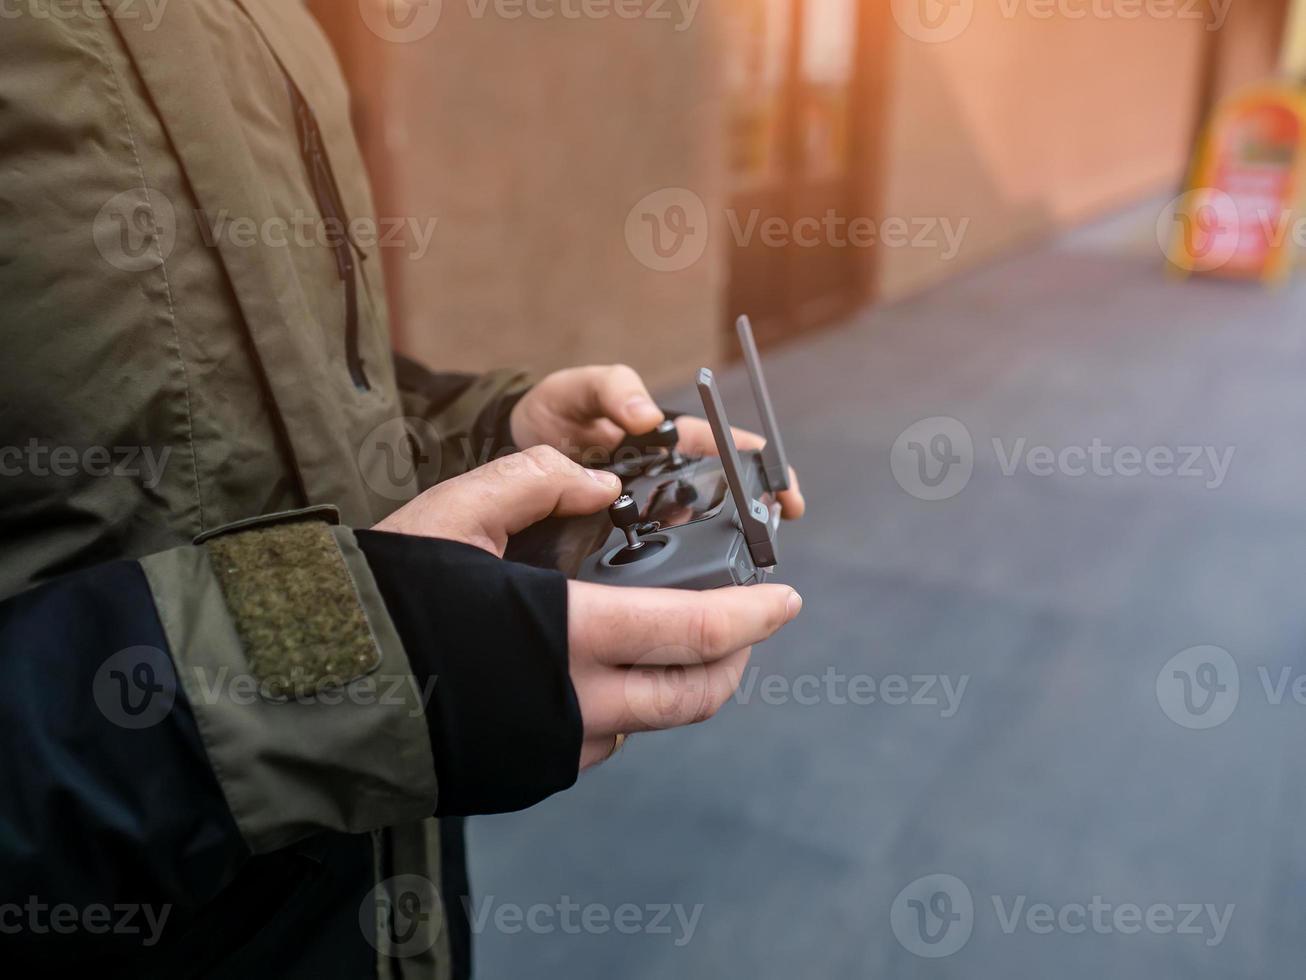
[290,82,370,392]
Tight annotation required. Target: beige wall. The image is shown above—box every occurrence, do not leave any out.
[873,0,1292,303]
[873,10,1214,301]
[312,0,727,389]
[313,1,1290,360]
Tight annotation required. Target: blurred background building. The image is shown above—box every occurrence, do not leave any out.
[310,0,1291,383]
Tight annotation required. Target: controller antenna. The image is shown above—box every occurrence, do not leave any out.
[736,315,790,492]
[696,368,777,568]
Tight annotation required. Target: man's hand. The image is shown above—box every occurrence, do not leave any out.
[374,445,803,770]
[509,365,806,519]
[509,365,665,457]
[374,445,623,554]
[569,580,801,769]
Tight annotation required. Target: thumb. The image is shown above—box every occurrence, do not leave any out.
[585,364,664,435]
[465,446,622,548]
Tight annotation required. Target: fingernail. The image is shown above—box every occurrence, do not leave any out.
[586,468,621,488]
[785,591,803,622]
[624,396,659,421]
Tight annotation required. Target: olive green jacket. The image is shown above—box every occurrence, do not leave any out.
[0,1,527,975]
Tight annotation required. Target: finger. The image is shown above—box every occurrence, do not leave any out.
[775,471,805,519]
[568,581,801,667]
[674,414,763,457]
[580,735,621,771]
[674,416,807,519]
[569,418,628,461]
[579,647,754,736]
[457,446,622,542]
[584,364,664,435]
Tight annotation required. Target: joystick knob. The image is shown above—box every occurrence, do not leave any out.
[609,493,643,551]
[645,419,679,450]
[617,419,684,467]
[647,419,685,468]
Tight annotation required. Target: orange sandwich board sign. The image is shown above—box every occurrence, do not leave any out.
[1165,85,1306,283]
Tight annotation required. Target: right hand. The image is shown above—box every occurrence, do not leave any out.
[568,580,801,769]
[374,445,803,770]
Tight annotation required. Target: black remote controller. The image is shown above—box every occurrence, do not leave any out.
[505,316,790,589]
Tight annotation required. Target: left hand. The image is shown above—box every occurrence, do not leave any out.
[510,365,805,519]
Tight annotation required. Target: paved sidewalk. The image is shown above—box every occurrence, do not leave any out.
[471,205,1306,978]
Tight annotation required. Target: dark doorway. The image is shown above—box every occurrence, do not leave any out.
[724,0,887,349]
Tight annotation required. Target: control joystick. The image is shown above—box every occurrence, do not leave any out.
[608,494,644,551]
[645,419,684,467]
[607,493,668,566]
[617,418,685,469]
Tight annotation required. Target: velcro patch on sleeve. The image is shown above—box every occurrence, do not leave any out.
[205,521,382,700]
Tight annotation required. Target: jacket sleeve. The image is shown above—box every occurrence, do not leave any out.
[392,352,533,487]
[0,510,580,962]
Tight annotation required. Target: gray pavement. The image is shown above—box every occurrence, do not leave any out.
[470,205,1306,978]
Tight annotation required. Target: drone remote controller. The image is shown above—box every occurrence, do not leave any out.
[505,316,790,589]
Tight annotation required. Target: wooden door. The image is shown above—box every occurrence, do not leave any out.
[724,0,880,348]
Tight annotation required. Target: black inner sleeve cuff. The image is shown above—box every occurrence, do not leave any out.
[354,531,581,817]
[392,355,477,416]
[490,389,529,453]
